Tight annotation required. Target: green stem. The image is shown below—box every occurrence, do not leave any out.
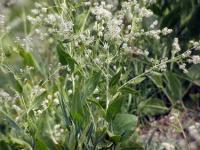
[118,56,182,90]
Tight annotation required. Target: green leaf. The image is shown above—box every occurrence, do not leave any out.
[131,77,146,85]
[119,87,138,95]
[106,96,123,121]
[27,91,47,113]
[187,64,200,86]
[138,98,169,116]
[109,70,121,87]
[107,131,121,143]
[165,72,182,102]
[9,137,32,150]
[81,71,101,100]
[0,110,32,145]
[74,11,89,32]
[187,64,200,79]
[58,93,72,128]
[34,139,48,150]
[8,73,23,93]
[148,71,163,88]
[19,48,42,74]
[112,114,138,135]
[71,72,101,124]
[119,144,144,150]
[57,42,78,71]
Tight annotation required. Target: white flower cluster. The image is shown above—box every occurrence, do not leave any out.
[162,27,173,35]
[91,2,112,21]
[0,90,12,106]
[59,21,74,39]
[27,2,74,40]
[179,63,188,74]
[123,45,149,57]
[188,55,200,64]
[32,85,46,97]
[190,40,200,50]
[34,91,60,118]
[160,57,168,72]
[139,7,153,18]
[74,30,94,46]
[0,89,10,100]
[105,18,123,39]
[51,124,64,144]
[150,20,158,29]
[177,48,200,74]
[172,38,181,54]
[130,27,172,41]
[0,89,22,117]
[145,30,161,40]
[174,38,200,73]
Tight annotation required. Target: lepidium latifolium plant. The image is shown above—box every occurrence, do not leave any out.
[0,0,200,149]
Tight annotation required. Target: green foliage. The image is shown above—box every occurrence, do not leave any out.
[138,98,169,116]
[0,0,199,149]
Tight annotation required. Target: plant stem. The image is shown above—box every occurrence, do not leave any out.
[118,55,182,90]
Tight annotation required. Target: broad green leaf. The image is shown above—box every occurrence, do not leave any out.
[118,131,143,150]
[109,70,121,87]
[131,77,146,85]
[71,72,101,124]
[0,110,22,132]
[148,71,163,88]
[19,48,42,74]
[0,110,32,145]
[165,72,182,102]
[57,42,78,71]
[0,141,12,150]
[9,137,32,150]
[27,91,47,113]
[81,71,101,100]
[138,98,169,116]
[74,11,89,32]
[187,64,200,86]
[106,96,123,121]
[107,131,121,143]
[187,64,200,79]
[34,139,48,150]
[8,73,23,93]
[119,87,138,95]
[58,93,72,128]
[88,99,106,116]
[112,114,138,135]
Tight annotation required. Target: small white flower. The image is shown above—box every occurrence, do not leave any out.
[150,20,158,29]
[172,38,181,53]
[68,89,73,95]
[179,63,186,70]
[103,43,109,50]
[91,4,112,20]
[41,7,48,13]
[162,27,173,35]
[53,98,59,105]
[161,142,175,150]
[127,25,132,30]
[84,2,91,6]
[139,8,153,18]
[189,55,200,64]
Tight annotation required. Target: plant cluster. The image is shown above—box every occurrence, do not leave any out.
[0,0,200,149]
